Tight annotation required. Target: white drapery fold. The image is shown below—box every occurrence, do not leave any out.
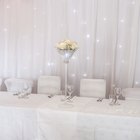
[0,0,140,96]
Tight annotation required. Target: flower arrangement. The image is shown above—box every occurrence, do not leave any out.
[56,39,78,97]
[56,40,78,50]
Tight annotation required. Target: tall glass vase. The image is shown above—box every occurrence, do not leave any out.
[57,49,77,97]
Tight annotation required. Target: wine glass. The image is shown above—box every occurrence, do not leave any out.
[114,87,122,105]
[67,85,74,102]
[109,93,114,105]
[13,89,20,96]
[67,85,74,97]
[18,87,30,99]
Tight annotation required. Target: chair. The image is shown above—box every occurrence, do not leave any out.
[0,78,2,90]
[123,88,140,100]
[4,78,33,93]
[80,79,106,98]
[37,76,61,95]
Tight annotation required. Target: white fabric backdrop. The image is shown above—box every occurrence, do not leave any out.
[0,0,140,96]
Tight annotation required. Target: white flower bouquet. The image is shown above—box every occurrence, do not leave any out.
[56,40,78,50]
[56,39,78,63]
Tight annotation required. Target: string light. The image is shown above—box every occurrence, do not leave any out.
[48,62,54,66]
[86,34,90,38]
[135,81,139,85]
[3,28,8,32]
[73,9,77,14]
[6,5,10,9]
[120,19,125,23]
[96,39,100,43]
[34,25,37,29]
[71,74,75,77]
[119,45,123,48]
[40,70,43,74]
[121,60,125,63]
[72,56,76,59]
[86,56,90,60]
[103,17,107,21]
[33,7,37,11]
[131,1,135,5]
[60,24,64,28]
[83,73,87,77]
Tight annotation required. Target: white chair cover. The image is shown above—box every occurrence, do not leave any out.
[0,79,2,90]
[80,79,106,98]
[4,78,33,93]
[37,76,61,95]
[123,88,140,100]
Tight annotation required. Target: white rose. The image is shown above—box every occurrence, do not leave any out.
[56,40,78,50]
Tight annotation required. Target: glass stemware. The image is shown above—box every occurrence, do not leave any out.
[67,85,74,102]
[59,85,74,108]
[109,87,122,105]
[13,90,20,96]
[114,87,122,105]
[60,85,74,102]
[67,85,74,97]
[18,87,30,99]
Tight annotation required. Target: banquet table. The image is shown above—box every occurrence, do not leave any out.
[0,92,140,140]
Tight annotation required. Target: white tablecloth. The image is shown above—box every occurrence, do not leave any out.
[0,92,140,140]
[0,92,50,140]
[38,97,140,140]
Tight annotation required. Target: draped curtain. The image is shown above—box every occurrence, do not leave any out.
[0,0,140,96]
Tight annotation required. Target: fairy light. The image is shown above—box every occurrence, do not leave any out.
[83,73,87,77]
[71,74,76,77]
[120,19,125,23]
[119,45,123,48]
[131,1,135,5]
[86,56,90,60]
[40,70,43,74]
[34,25,37,29]
[121,60,125,63]
[6,5,10,9]
[103,17,107,21]
[34,7,37,11]
[96,39,100,43]
[72,56,76,59]
[73,9,77,14]
[135,81,139,85]
[86,34,90,38]
[3,28,8,32]
[47,62,54,66]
